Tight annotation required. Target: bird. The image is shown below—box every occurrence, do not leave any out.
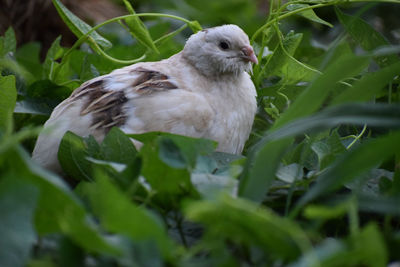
[32,24,258,174]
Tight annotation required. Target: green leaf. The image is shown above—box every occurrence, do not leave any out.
[15,42,43,80]
[140,138,193,195]
[58,131,92,181]
[239,137,293,201]
[0,176,38,267]
[273,54,370,129]
[287,4,333,27]
[267,103,400,142]
[351,224,388,267]
[185,194,308,260]
[241,103,400,203]
[159,134,216,168]
[303,202,348,220]
[43,36,64,80]
[296,131,400,209]
[188,20,202,32]
[5,146,120,255]
[51,0,112,50]
[335,7,398,67]
[261,31,303,78]
[331,61,400,105]
[80,56,100,81]
[121,0,159,53]
[291,224,387,267]
[357,194,400,216]
[2,27,17,56]
[276,163,303,183]
[101,127,137,164]
[83,171,172,259]
[0,75,17,131]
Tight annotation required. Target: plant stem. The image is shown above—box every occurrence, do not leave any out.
[89,37,146,64]
[252,0,400,41]
[252,2,332,41]
[60,13,195,68]
[348,197,360,236]
[346,124,367,149]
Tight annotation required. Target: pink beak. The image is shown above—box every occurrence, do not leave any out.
[242,46,258,64]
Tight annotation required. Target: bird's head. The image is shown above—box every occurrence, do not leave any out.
[183,24,258,77]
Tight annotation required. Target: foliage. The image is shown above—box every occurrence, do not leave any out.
[1,0,400,266]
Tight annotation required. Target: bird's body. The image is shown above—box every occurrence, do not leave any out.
[32,25,258,173]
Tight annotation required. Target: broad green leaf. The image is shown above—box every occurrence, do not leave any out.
[43,36,63,80]
[5,146,119,255]
[159,134,216,168]
[276,163,303,183]
[331,61,400,105]
[335,7,398,67]
[0,176,38,267]
[83,172,172,258]
[185,194,307,260]
[261,31,303,79]
[291,224,387,267]
[130,131,216,168]
[122,0,159,53]
[273,54,370,129]
[283,56,317,84]
[101,127,137,164]
[242,103,400,203]
[15,42,43,80]
[296,131,400,209]
[317,130,346,170]
[351,224,387,267]
[51,0,112,50]
[80,56,100,81]
[140,137,193,195]
[14,79,71,116]
[2,27,17,56]
[0,75,17,130]
[239,137,293,201]
[287,4,333,27]
[58,131,92,181]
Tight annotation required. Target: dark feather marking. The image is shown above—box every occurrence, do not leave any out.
[70,67,177,134]
[76,82,128,133]
[71,79,105,98]
[87,80,104,88]
[131,67,178,91]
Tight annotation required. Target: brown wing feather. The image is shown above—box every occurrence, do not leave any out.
[70,67,178,134]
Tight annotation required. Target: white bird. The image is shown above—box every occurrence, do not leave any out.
[32,24,258,173]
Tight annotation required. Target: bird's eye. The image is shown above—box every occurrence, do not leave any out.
[219,41,230,50]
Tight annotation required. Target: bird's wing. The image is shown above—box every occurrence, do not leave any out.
[32,64,214,173]
[72,65,214,137]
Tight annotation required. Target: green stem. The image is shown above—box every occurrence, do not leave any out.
[348,197,360,236]
[252,2,332,41]
[60,13,195,68]
[154,24,188,45]
[89,37,146,64]
[252,0,400,41]
[346,124,367,149]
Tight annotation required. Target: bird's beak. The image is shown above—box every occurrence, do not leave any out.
[241,46,258,64]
